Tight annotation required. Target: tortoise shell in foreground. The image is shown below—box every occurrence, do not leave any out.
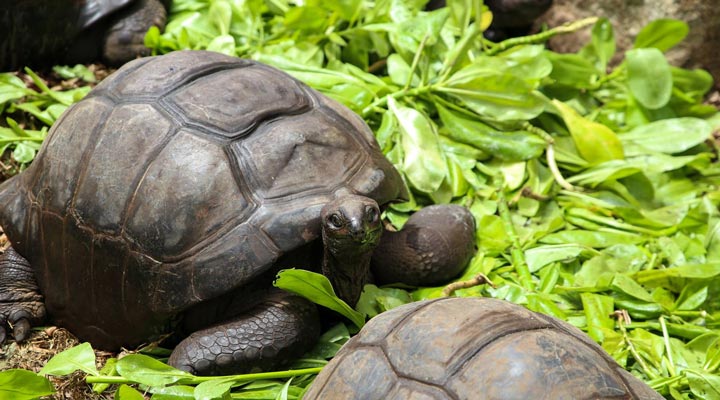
[305,297,662,400]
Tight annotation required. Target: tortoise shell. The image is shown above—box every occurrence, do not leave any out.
[305,297,663,399]
[0,50,403,349]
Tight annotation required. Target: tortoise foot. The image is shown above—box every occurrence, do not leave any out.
[0,246,45,344]
[372,205,476,286]
[168,290,320,376]
[102,0,167,65]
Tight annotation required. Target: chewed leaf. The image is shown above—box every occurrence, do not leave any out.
[274,269,365,328]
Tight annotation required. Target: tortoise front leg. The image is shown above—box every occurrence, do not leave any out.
[371,205,476,286]
[168,289,320,376]
[0,246,46,343]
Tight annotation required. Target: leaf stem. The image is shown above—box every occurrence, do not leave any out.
[360,86,432,118]
[497,190,534,290]
[546,144,576,191]
[484,17,599,56]
[404,34,430,90]
[85,367,324,385]
[617,317,660,380]
[659,316,677,377]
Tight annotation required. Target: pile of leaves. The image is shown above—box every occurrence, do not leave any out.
[2,0,720,399]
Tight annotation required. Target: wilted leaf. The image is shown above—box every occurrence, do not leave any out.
[552,100,624,164]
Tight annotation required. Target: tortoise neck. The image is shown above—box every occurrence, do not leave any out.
[321,246,371,307]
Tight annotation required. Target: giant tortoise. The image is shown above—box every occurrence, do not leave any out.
[0,50,475,375]
[305,297,663,399]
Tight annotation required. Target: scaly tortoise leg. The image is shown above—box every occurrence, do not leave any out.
[0,246,46,343]
[102,0,168,65]
[168,289,320,376]
[371,204,476,286]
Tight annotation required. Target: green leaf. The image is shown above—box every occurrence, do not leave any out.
[206,34,236,56]
[545,52,598,89]
[436,103,546,161]
[149,385,196,399]
[611,273,654,302]
[388,97,447,193]
[633,19,689,52]
[626,48,673,110]
[674,282,708,311]
[274,269,365,328]
[39,342,99,376]
[0,369,54,400]
[552,100,623,164]
[115,384,146,400]
[540,230,643,248]
[525,244,595,273]
[620,117,712,154]
[116,354,193,387]
[194,377,235,400]
[356,284,413,318]
[581,293,615,342]
[635,264,720,285]
[686,369,720,400]
[440,68,545,121]
[589,17,615,71]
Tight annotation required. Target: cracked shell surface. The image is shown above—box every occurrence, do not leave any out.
[305,297,664,400]
[0,50,403,350]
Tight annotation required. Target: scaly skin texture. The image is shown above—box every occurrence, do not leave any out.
[168,289,319,375]
[167,195,383,375]
[371,205,476,286]
[102,0,167,65]
[0,247,46,343]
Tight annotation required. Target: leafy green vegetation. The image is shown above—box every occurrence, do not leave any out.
[2,0,720,399]
[0,66,93,169]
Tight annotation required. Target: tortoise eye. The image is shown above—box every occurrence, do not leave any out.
[327,213,344,229]
[366,206,379,223]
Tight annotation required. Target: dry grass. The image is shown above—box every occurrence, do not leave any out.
[0,328,116,399]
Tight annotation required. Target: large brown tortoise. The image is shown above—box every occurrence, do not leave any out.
[305,297,663,400]
[0,50,476,375]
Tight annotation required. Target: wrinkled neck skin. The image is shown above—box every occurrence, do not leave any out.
[321,231,379,307]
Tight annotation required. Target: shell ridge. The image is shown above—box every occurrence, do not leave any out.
[443,314,556,384]
[118,122,181,240]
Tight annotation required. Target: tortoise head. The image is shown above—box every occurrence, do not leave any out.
[320,195,382,306]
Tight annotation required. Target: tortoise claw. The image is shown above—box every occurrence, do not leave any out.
[12,318,31,342]
[0,247,45,343]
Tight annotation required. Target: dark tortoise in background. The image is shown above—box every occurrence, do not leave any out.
[0,0,168,70]
[0,50,475,375]
[305,297,663,400]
